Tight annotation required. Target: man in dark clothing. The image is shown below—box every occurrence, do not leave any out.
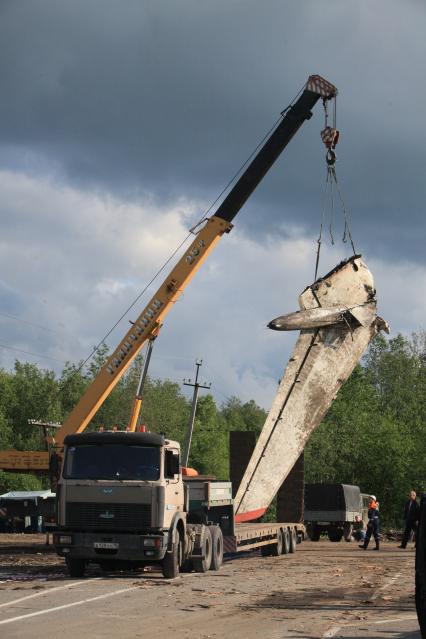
[399,490,420,549]
[360,495,380,551]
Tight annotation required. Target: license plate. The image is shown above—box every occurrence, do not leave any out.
[94,542,119,549]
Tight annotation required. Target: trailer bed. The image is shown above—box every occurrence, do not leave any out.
[224,521,305,554]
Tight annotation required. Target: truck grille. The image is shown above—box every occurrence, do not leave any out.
[66,502,151,531]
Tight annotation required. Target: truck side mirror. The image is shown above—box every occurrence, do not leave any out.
[165,450,180,478]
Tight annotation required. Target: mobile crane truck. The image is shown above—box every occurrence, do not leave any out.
[0,76,339,577]
[52,74,339,578]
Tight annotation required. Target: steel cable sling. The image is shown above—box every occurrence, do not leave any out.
[315,96,356,281]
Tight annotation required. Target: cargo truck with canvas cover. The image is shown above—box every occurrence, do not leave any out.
[304,483,363,542]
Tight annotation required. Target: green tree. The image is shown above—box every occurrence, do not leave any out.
[59,361,88,418]
[0,470,43,494]
[220,397,266,434]
[305,333,426,526]
[189,395,228,479]
[5,362,62,451]
[0,410,13,449]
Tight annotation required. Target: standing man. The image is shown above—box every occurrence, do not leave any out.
[359,495,380,551]
[399,490,420,549]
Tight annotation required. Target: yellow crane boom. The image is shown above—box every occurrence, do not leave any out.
[0,75,337,471]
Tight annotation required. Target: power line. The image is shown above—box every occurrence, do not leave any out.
[0,311,65,336]
[0,342,67,364]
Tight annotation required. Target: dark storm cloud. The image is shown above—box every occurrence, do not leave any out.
[0,0,425,261]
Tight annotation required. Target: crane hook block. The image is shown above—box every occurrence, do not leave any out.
[321,126,340,149]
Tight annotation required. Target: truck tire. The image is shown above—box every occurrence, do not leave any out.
[343,523,353,542]
[66,557,86,578]
[193,527,212,573]
[271,529,284,556]
[208,526,223,570]
[162,537,182,579]
[289,528,297,553]
[281,528,290,555]
[328,528,343,542]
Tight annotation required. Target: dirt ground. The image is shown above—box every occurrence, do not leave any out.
[0,535,420,638]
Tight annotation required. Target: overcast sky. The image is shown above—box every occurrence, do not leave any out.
[0,0,425,411]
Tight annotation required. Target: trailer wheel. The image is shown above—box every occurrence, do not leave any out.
[162,537,182,579]
[281,528,290,555]
[270,530,283,556]
[289,528,297,553]
[66,557,86,578]
[208,526,223,570]
[193,527,212,573]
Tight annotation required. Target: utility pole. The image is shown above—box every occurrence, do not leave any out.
[28,420,62,450]
[182,360,211,467]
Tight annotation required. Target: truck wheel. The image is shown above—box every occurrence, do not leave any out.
[66,557,86,578]
[271,529,284,556]
[162,537,182,579]
[289,528,297,553]
[328,528,343,542]
[208,526,223,570]
[343,523,353,542]
[193,527,212,573]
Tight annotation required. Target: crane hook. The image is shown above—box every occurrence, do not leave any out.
[326,149,336,166]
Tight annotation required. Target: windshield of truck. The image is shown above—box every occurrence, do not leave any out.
[63,445,161,481]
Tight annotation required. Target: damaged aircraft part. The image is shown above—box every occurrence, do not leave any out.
[234,255,388,523]
[267,303,377,331]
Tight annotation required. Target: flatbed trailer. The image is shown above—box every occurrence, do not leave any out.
[225,522,304,554]
[185,477,304,555]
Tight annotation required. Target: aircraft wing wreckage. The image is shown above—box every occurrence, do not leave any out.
[234,255,389,522]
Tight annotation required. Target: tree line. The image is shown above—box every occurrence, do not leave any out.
[0,332,425,527]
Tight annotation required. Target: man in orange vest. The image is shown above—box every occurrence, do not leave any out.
[359,495,380,551]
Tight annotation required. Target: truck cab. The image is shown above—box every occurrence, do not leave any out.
[54,430,228,578]
[54,431,189,576]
